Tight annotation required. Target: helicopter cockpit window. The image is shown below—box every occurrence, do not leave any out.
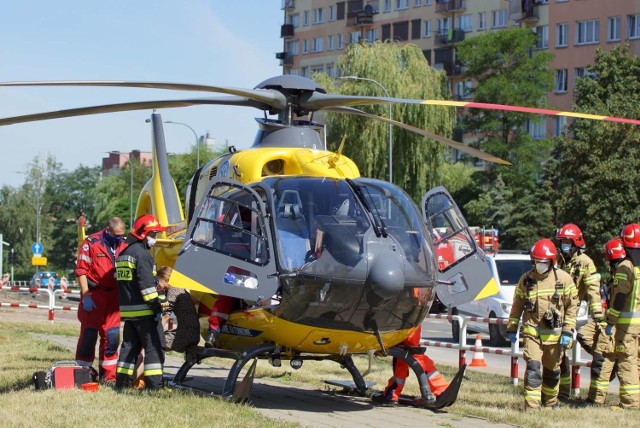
[425,193,475,270]
[265,177,370,270]
[352,178,434,275]
[191,184,268,265]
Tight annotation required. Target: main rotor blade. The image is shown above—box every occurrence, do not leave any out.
[0,96,268,126]
[327,106,511,166]
[0,80,287,111]
[305,93,640,126]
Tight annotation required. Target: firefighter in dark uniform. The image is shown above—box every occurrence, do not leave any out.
[604,223,640,409]
[506,239,578,410]
[115,214,166,390]
[555,223,603,400]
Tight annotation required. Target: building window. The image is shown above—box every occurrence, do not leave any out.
[329,5,335,21]
[313,8,324,24]
[478,12,487,31]
[287,40,299,55]
[556,23,568,47]
[458,15,473,33]
[311,65,324,75]
[575,19,599,45]
[424,0,432,5]
[327,35,334,51]
[423,20,432,37]
[437,17,451,35]
[492,10,507,28]
[534,25,548,49]
[302,39,308,54]
[384,0,391,12]
[575,67,597,81]
[608,16,621,41]
[414,0,421,6]
[365,28,379,43]
[303,10,309,26]
[326,64,334,77]
[456,80,472,100]
[396,0,408,10]
[528,119,547,140]
[349,31,361,44]
[289,14,300,28]
[312,37,324,52]
[553,116,567,137]
[555,69,568,93]
[628,14,640,39]
[301,66,309,78]
[338,33,344,49]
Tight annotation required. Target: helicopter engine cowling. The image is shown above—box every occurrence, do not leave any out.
[366,251,405,306]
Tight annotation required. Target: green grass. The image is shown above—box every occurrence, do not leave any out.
[2,319,639,427]
[0,320,297,428]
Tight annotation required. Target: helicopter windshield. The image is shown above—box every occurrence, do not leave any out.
[264,177,371,272]
[351,178,436,279]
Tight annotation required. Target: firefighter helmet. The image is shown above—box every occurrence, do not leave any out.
[556,223,585,248]
[530,238,557,265]
[131,214,165,240]
[621,223,640,249]
[604,238,626,261]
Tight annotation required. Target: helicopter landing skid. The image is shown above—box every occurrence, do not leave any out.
[397,364,466,410]
[170,343,276,404]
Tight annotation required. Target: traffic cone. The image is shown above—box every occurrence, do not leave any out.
[469,334,487,367]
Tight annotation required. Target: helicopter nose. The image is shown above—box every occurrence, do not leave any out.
[367,253,405,301]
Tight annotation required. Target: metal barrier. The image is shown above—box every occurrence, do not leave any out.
[1,282,80,322]
[421,313,591,391]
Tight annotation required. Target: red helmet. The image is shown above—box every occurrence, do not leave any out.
[131,214,165,240]
[621,223,640,249]
[604,238,626,261]
[530,238,557,265]
[556,223,585,248]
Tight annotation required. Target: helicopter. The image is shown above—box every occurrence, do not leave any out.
[1,74,632,408]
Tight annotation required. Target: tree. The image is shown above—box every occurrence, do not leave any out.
[546,44,640,268]
[314,41,454,202]
[456,27,555,248]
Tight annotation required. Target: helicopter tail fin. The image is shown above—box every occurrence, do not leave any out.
[135,111,184,228]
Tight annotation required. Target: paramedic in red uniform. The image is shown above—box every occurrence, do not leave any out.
[74,216,126,382]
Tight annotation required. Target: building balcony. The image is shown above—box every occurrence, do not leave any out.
[281,24,295,38]
[435,29,465,46]
[435,0,465,14]
[275,52,294,66]
[508,0,539,25]
[433,61,464,76]
[347,4,375,27]
[281,0,294,10]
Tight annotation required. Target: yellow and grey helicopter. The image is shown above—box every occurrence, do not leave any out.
[1,75,630,407]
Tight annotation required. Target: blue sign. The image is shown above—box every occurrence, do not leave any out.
[32,242,43,255]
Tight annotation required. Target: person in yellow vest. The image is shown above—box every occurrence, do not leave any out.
[506,238,578,410]
[604,223,640,410]
[555,223,603,400]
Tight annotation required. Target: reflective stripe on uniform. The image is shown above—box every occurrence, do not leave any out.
[78,254,91,263]
[522,325,562,341]
[390,376,405,386]
[143,362,163,377]
[617,312,640,324]
[620,384,640,395]
[590,379,609,391]
[141,286,159,302]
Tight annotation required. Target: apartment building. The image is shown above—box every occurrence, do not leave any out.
[278,0,640,139]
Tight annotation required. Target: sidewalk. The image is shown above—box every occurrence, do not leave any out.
[32,332,514,428]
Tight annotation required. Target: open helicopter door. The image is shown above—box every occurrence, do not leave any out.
[172,179,279,303]
[422,186,498,309]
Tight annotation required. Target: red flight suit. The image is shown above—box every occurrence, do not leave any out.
[75,230,126,381]
[382,326,449,401]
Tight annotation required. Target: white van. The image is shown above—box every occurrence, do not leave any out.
[449,252,589,346]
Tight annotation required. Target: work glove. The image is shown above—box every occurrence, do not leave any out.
[82,295,96,312]
[605,324,614,336]
[508,332,518,344]
[559,332,572,348]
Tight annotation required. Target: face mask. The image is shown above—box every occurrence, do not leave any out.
[146,236,157,248]
[535,262,550,275]
[104,230,122,248]
[561,243,572,254]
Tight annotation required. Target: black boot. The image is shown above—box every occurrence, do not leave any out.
[204,329,218,348]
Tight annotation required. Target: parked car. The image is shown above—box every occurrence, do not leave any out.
[30,271,61,290]
[449,252,590,347]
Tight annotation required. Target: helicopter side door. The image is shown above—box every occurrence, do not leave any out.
[422,186,498,309]
[171,179,279,303]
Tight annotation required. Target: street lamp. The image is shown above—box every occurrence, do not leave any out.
[339,76,393,183]
[165,121,201,169]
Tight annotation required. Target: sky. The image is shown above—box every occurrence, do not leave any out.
[0,1,283,187]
